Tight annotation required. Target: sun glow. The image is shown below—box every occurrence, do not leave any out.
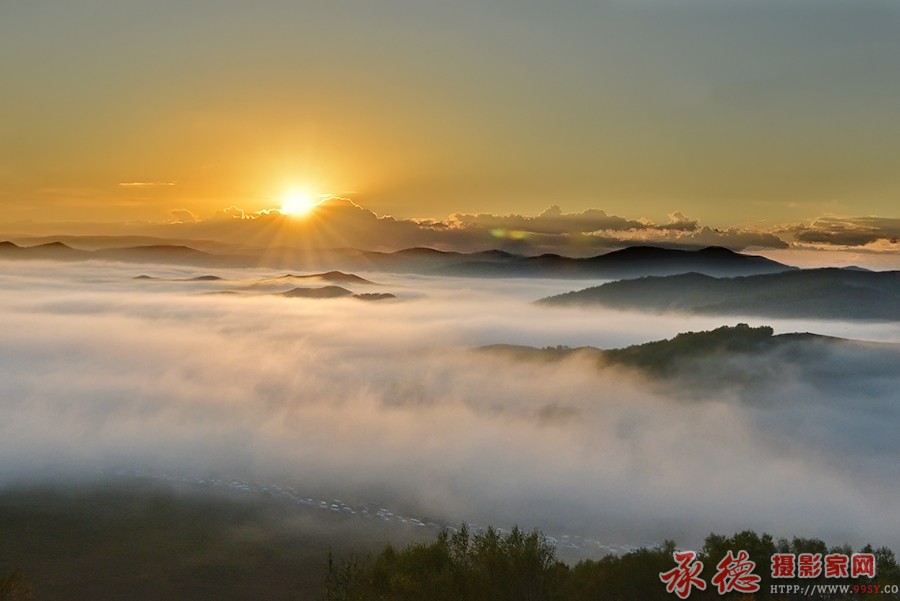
[279,191,318,216]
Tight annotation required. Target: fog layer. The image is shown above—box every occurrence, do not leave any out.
[1,260,898,549]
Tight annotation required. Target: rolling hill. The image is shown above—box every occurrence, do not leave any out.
[480,323,899,383]
[538,268,900,320]
[280,286,354,299]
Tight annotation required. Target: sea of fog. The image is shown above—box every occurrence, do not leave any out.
[1,259,899,551]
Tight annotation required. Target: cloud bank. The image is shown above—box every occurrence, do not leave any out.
[170,200,796,255]
[4,198,899,262]
[1,260,899,550]
[781,215,900,249]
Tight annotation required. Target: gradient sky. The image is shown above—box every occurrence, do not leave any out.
[2,0,899,229]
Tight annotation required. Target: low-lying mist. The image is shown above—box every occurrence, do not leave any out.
[1,259,899,551]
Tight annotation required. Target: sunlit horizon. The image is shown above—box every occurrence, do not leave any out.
[279,191,319,217]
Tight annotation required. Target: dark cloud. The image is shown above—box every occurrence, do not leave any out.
[654,226,789,250]
[786,216,900,248]
[266,202,786,252]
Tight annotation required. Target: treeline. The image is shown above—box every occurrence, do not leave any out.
[602,323,777,375]
[324,526,900,601]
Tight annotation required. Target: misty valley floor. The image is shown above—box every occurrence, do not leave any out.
[0,481,430,601]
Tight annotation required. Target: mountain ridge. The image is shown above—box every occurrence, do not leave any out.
[538,268,900,321]
[480,324,898,379]
[0,239,795,278]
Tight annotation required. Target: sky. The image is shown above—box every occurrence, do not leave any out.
[1,0,899,257]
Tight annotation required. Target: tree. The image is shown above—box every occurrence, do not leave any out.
[323,525,564,601]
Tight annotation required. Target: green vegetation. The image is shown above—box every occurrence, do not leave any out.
[481,323,900,393]
[325,528,900,601]
[482,324,818,377]
[603,323,776,376]
[4,486,900,600]
[324,525,565,601]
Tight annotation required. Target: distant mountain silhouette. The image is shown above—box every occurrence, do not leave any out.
[0,241,226,266]
[0,240,89,260]
[363,245,793,279]
[0,238,793,278]
[281,286,354,299]
[279,287,397,301]
[352,293,397,301]
[538,268,900,320]
[276,271,377,285]
[392,247,461,258]
[133,274,223,281]
[95,245,214,263]
[3,234,245,253]
[119,270,395,299]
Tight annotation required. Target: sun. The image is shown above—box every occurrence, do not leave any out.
[279,191,318,216]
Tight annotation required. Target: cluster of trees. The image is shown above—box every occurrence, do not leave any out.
[324,526,900,601]
[324,526,562,601]
[603,323,777,375]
